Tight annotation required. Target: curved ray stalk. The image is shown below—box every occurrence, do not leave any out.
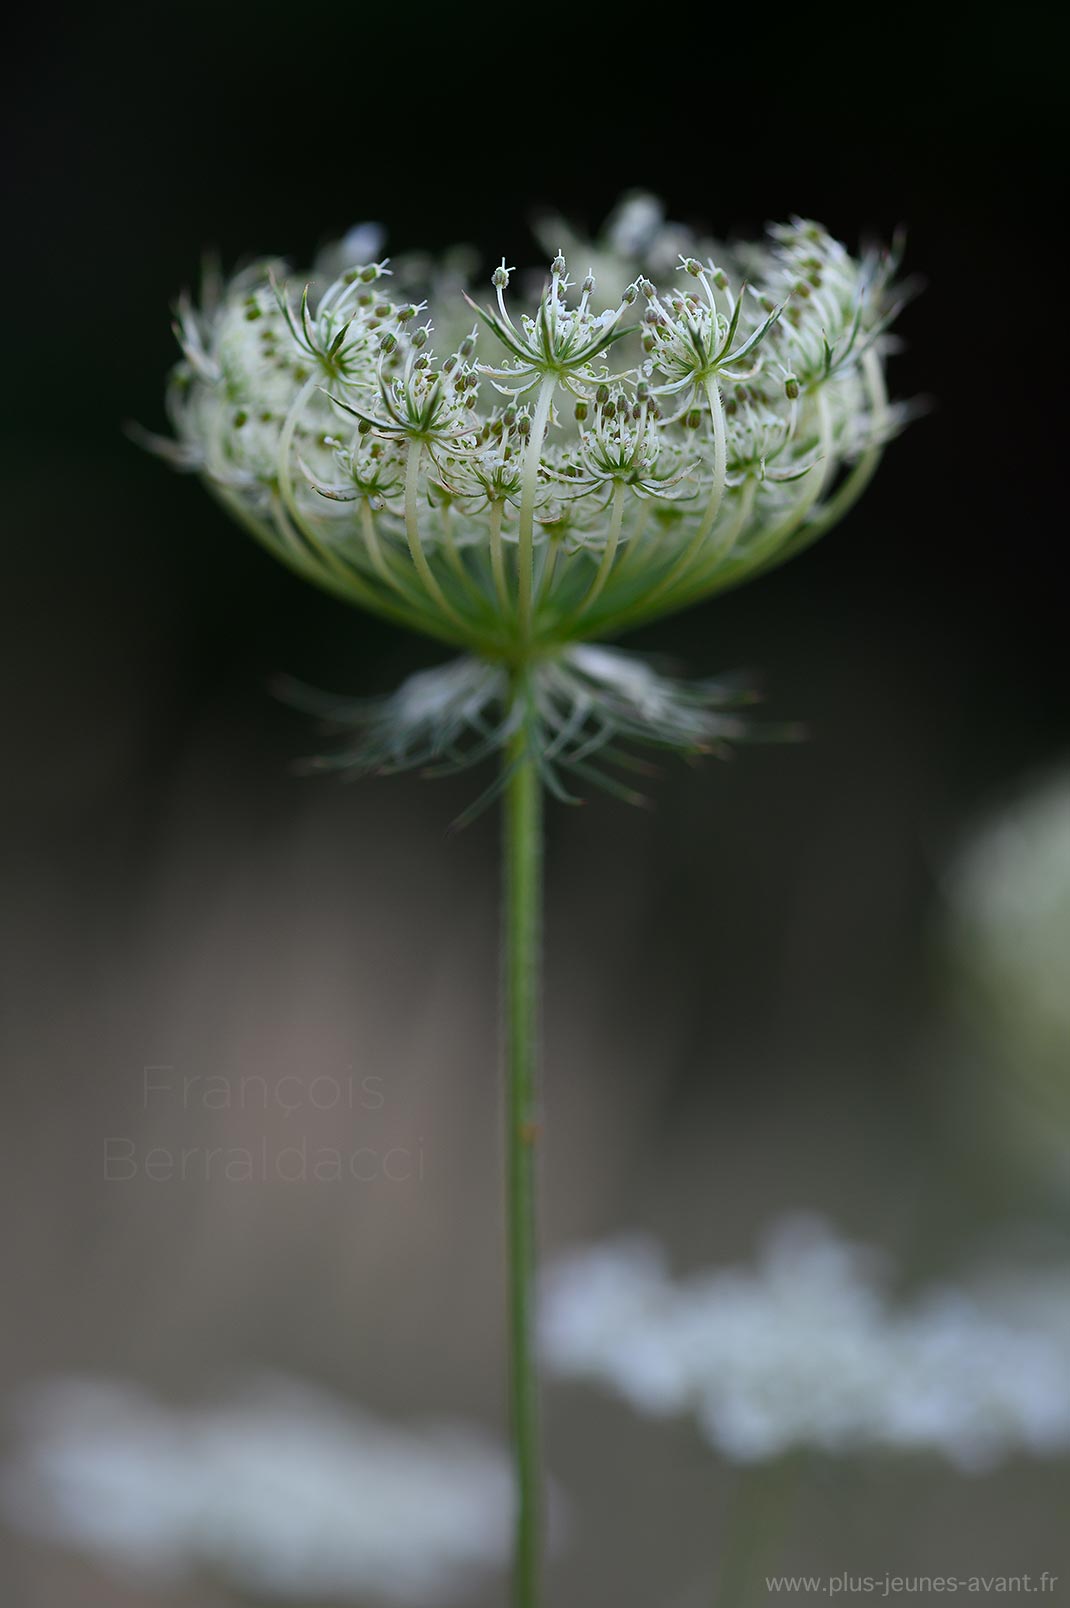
[571,382,838,640]
[272,382,457,642]
[678,474,759,594]
[535,532,560,611]
[488,497,513,617]
[404,440,470,631]
[269,490,462,643]
[439,497,497,615]
[607,497,653,577]
[575,479,626,616]
[767,349,888,566]
[518,374,557,642]
[359,497,432,613]
[623,373,727,611]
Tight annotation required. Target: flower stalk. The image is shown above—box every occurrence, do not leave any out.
[502,689,544,1608]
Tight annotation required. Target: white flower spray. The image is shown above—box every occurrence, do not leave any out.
[541,1217,1070,1472]
[2,1376,511,1604]
[146,195,911,1607]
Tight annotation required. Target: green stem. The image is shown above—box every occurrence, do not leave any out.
[502,699,543,1608]
[714,1454,803,1608]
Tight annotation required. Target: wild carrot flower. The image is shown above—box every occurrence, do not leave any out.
[150,196,908,793]
[146,197,914,1608]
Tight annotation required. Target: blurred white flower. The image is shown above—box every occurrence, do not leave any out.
[945,767,1070,1182]
[1,1375,511,1603]
[541,1216,1070,1472]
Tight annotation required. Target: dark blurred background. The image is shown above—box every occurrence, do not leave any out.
[1,3,1068,1604]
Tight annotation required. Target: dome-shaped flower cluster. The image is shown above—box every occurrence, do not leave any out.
[161,200,906,663]
[151,199,910,796]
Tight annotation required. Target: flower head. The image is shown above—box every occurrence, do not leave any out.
[155,198,909,663]
[148,198,911,795]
